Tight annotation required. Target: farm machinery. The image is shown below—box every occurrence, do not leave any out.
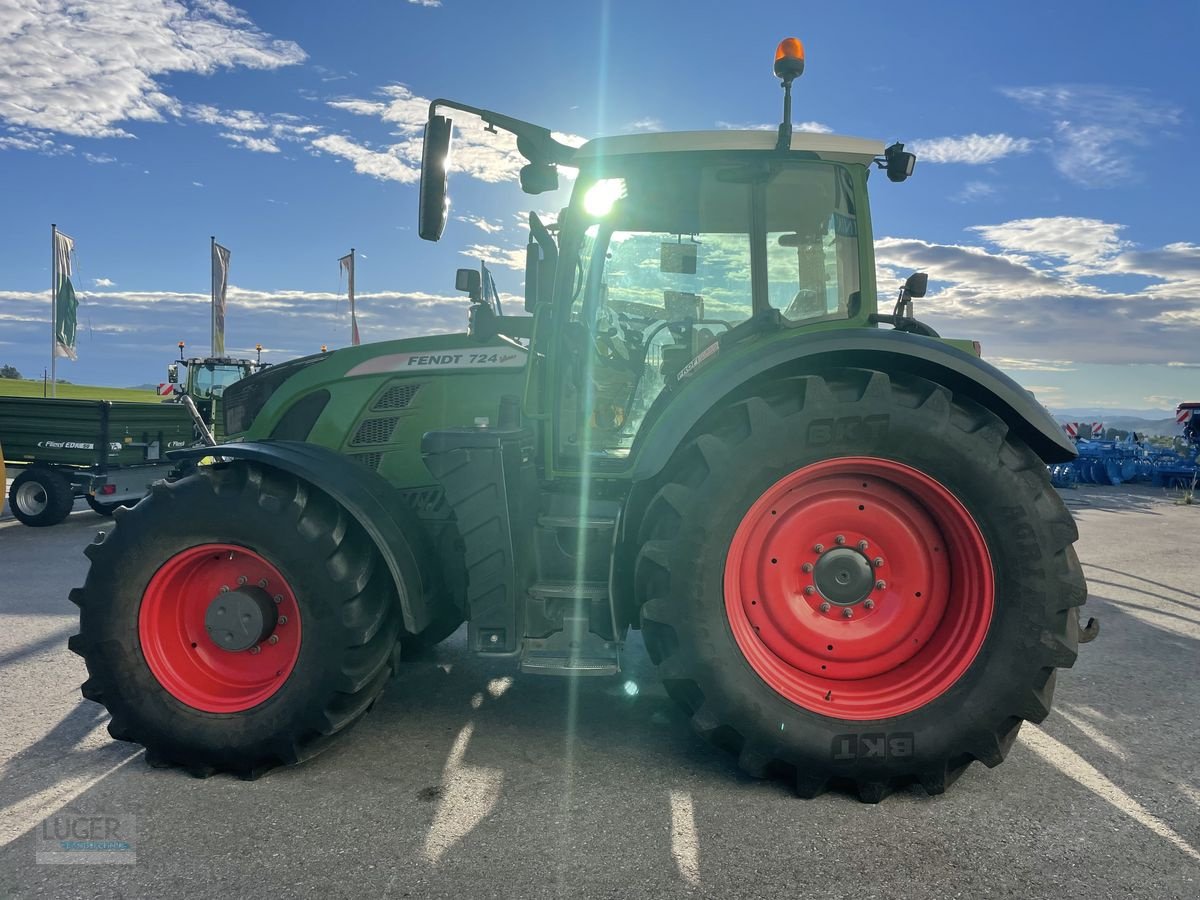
[70,39,1092,802]
[1049,407,1200,488]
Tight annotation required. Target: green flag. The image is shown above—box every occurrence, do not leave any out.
[54,230,78,360]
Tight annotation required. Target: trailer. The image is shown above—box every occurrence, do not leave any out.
[1,397,193,526]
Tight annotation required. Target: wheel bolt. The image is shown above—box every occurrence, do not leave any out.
[248,646,261,655]
[801,562,814,573]
[237,575,247,585]
[872,557,884,568]
[278,615,288,625]
[842,607,854,619]
[857,540,868,551]
[875,580,887,590]
[219,585,230,593]
[268,635,279,645]
[258,578,269,588]
[813,544,825,554]
[819,602,831,613]
[864,599,876,610]
[834,534,846,545]
[273,594,283,604]
[804,585,816,595]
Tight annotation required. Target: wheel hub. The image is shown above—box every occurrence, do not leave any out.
[15,482,48,516]
[812,547,875,606]
[204,586,276,652]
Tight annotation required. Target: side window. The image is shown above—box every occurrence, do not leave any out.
[765,166,861,323]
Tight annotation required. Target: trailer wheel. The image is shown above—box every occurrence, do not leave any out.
[635,369,1087,801]
[9,467,75,526]
[69,461,401,777]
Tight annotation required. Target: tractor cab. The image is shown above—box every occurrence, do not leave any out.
[166,344,265,438]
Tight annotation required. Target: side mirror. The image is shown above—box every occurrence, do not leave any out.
[519,163,558,195]
[455,267,482,302]
[418,115,453,241]
[884,142,917,183]
[904,272,928,298]
[167,364,178,384]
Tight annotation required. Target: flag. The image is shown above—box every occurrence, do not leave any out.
[212,240,230,356]
[54,230,78,360]
[339,250,360,346]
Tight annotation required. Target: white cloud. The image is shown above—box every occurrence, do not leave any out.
[407,0,441,6]
[311,134,417,182]
[968,217,1129,273]
[456,215,505,234]
[952,181,995,203]
[0,128,73,155]
[459,244,527,270]
[0,1,305,139]
[874,217,1200,365]
[910,133,1034,164]
[93,278,115,287]
[221,132,280,153]
[1001,85,1181,187]
[625,118,662,132]
[83,152,117,164]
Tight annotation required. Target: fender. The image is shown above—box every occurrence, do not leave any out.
[170,440,433,635]
[629,328,1076,482]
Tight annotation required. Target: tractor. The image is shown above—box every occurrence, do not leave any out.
[70,39,1091,801]
[164,343,266,442]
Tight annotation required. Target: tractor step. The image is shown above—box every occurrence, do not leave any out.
[520,614,621,676]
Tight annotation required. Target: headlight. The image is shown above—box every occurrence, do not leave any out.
[222,356,324,436]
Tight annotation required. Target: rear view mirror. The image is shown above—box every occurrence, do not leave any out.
[884,142,916,183]
[419,115,453,241]
[455,267,482,302]
[167,364,178,384]
[904,272,928,298]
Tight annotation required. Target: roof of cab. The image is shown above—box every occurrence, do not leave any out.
[571,130,884,166]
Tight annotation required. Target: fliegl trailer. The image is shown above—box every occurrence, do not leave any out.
[0,397,194,526]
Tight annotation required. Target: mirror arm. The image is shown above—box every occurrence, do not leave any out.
[429,99,576,166]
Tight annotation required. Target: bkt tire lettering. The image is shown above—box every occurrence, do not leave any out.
[831,733,914,760]
[806,414,888,446]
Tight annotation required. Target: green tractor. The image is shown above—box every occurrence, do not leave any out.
[164,344,265,442]
[71,40,1092,800]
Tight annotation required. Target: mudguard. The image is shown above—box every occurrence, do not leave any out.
[630,328,1076,482]
[170,440,433,634]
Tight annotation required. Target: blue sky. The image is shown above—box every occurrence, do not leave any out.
[1,0,1197,411]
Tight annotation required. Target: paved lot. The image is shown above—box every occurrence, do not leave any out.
[0,481,1197,899]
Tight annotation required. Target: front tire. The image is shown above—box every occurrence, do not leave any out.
[69,462,402,777]
[635,369,1087,801]
[9,467,75,526]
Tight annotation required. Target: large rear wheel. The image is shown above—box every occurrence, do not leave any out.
[635,369,1087,801]
[69,462,402,777]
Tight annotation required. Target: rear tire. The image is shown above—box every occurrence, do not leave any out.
[9,467,75,527]
[69,461,402,777]
[635,369,1087,801]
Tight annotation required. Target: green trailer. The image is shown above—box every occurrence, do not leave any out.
[1,397,193,526]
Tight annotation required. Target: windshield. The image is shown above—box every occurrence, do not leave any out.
[191,364,247,399]
[559,159,862,459]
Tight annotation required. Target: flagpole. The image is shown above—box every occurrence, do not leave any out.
[349,247,356,346]
[210,235,216,357]
[50,223,57,398]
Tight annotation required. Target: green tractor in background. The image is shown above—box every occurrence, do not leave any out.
[71,40,1092,801]
[164,343,266,442]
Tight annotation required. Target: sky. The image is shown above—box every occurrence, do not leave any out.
[0,0,1197,412]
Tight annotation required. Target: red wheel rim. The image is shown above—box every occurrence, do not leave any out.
[724,457,993,720]
[139,544,302,713]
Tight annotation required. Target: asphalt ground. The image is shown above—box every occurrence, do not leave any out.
[0,480,1197,899]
